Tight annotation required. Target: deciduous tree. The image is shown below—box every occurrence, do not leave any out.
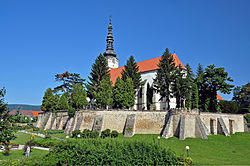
[95,77,113,109]
[40,88,59,112]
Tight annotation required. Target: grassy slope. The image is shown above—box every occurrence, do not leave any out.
[10,132,43,145]
[105,132,250,165]
[5,131,250,165]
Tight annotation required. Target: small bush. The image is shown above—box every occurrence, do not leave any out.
[72,130,81,138]
[82,129,91,138]
[111,130,119,138]
[101,129,110,138]
[90,130,99,138]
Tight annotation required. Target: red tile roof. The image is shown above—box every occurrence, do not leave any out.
[32,111,44,117]
[109,54,185,85]
[217,94,224,100]
[8,110,44,117]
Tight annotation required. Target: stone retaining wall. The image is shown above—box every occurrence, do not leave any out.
[36,110,245,139]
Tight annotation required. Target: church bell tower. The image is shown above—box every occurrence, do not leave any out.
[103,17,119,69]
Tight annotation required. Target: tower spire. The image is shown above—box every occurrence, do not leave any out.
[103,16,117,57]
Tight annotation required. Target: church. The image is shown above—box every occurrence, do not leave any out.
[102,19,222,110]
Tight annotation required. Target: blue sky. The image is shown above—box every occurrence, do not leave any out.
[0,0,249,105]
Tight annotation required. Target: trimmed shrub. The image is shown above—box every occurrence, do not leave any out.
[82,129,91,138]
[34,139,186,165]
[72,130,81,138]
[111,130,119,138]
[90,130,99,138]
[101,129,110,138]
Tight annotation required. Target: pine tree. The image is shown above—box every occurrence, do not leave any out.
[121,55,143,90]
[184,63,194,109]
[0,88,16,154]
[154,48,176,110]
[203,65,234,112]
[86,54,110,102]
[57,93,69,110]
[172,66,184,108]
[54,71,85,93]
[95,77,113,109]
[40,88,59,112]
[195,63,206,110]
[192,83,199,109]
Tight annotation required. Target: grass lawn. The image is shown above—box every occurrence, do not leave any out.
[110,132,250,165]
[10,132,43,145]
[0,149,49,161]
[7,130,250,165]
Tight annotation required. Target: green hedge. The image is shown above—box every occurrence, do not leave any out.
[30,139,188,165]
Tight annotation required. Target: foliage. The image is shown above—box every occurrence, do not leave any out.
[101,129,111,138]
[203,65,234,111]
[72,130,81,138]
[110,130,119,138]
[172,65,187,108]
[82,129,92,138]
[67,106,76,117]
[11,114,32,123]
[57,93,69,110]
[121,55,143,90]
[113,77,135,109]
[54,71,85,93]
[192,83,199,109]
[218,100,239,114]
[233,83,250,113]
[154,48,176,110]
[185,63,194,109]
[70,84,88,110]
[31,138,60,148]
[0,88,16,153]
[95,77,113,109]
[86,54,110,102]
[40,88,59,112]
[32,139,185,165]
[195,64,234,112]
[245,114,250,123]
[146,83,153,110]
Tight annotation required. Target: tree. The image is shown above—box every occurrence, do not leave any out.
[218,100,239,114]
[54,71,85,94]
[233,83,250,113]
[184,63,194,109]
[195,63,206,110]
[113,77,135,109]
[146,83,154,110]
[70,84,88,111]
[172,65,185,108]
[95,77,113,109]
[40,88,59,112]
[203,65,234,112]
[154,48,176,110]
[57,93,69,110]
[121,55,143,90]
[86,54,110,103]
[191,83,199,109]
[0,88,16,155]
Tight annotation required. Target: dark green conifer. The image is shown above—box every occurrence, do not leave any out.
[86,54,110,102]
[121,55,143,90]
[154,48,176,110]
